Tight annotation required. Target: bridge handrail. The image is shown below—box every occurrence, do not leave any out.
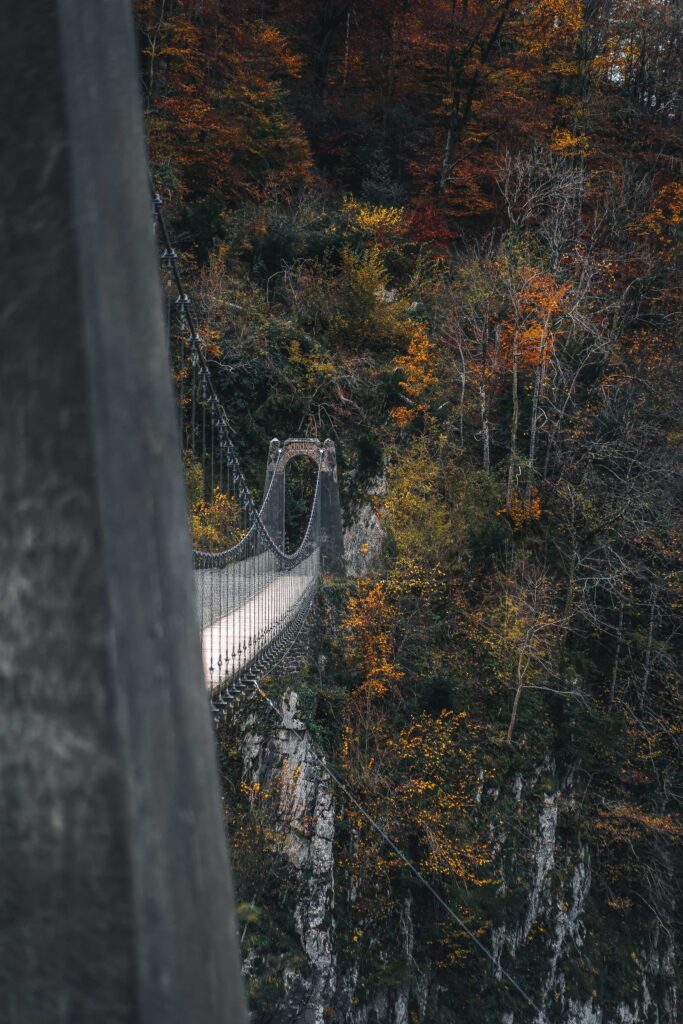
[152,185,323,565]
[194,453,323,570]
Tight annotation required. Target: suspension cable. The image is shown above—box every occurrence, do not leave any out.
[253,682,548,1023]
[152,183,309,562]
[152,180,322,702]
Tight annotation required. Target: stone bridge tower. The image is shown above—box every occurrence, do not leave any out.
[262,437,345,577]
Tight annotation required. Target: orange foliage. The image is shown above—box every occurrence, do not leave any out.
[387,711,495,886]
[344,580,404,700]
[502,487,543,531]
[596,804,683,844]
[391,325,438,428]
[500,272,569,372]
[136,0,311,199]
[637,182,683,260]
[191,485,243,551]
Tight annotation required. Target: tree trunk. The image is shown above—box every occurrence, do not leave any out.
[640,584,658,709]
[439,1,513,191]
[479,381,490,474]
[313,1,349,100]
[526,324,549,503]
[507,649,526,744]
[440,123,455,190]
[479,329,491,474]
[507,331,519,507]
[609,604,624,709]
[342,9,351,89]
[454,337,466,447]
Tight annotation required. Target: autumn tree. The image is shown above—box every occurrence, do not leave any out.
[137,0,312,202]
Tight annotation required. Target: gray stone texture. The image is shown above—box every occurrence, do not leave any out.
[0,3,247,1022]
[262,438,345,577]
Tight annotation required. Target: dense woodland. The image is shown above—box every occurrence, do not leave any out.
[136,2,682,1021]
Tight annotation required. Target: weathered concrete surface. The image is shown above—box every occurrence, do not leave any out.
[320,439,346,578]
[0,3,246,1022]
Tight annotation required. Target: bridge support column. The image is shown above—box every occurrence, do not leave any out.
[262,437,286,550]
[320,440,346,577]
[0,4,246,1023]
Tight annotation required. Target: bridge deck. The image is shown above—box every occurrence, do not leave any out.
[197,556,317,689]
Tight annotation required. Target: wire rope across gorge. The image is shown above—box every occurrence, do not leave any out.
[152,186,322,708]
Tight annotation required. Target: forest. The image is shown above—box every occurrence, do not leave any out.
[136,2,682,1022]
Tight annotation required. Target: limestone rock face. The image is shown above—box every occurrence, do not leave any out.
[238,726,679,1024]
[242,692,336,1024]
[343,475,386,577]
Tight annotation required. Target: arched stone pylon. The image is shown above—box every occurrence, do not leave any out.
[263,438,345,576]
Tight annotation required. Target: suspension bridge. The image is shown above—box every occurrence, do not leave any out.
[152,195,345,707]
[150,196,545,1024]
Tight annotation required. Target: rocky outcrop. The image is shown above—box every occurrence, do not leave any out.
[489,766,678,1024]
[336,895,423,1024]
[238,729,679,1024]
[242,691,336,1024]
[343,475,386,577]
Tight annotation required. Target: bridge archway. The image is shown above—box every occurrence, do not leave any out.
[263,438,344,576]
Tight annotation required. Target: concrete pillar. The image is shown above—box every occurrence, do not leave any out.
[262,437,285,550]
[320,440,346,577]
[0,3,247,1023]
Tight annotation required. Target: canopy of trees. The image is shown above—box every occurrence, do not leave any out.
[137,1,682,1019]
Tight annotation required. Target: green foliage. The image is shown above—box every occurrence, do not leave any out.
[383,438,454,567]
